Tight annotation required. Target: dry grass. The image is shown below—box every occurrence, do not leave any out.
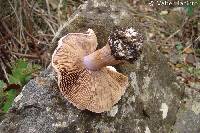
[0,0,84,82]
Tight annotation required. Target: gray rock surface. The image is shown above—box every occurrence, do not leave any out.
[173,99,200,133]
[172,86,200,133]
[0,0,187,133]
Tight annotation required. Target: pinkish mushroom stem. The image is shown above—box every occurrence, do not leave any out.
[83,44,122,71]
[83,27,144,71]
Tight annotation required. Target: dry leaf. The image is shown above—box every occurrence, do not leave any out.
[176,63,184,68]
[183,47,194,54]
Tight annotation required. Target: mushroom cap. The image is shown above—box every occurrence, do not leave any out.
[108,27,144,63]
[52,29,128,113]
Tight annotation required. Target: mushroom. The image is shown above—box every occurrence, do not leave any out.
[84,27,144,70]
[52,28,144,113]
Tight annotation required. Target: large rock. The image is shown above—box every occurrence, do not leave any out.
[0,0,184,133]
[172,86,200,133]
[173,99,200,133]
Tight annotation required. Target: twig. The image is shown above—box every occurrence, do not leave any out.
[19,0,25,43]
[57,0,63,25]
[8,0,26,44]
[194,35,200,42]
[8,0,21,25]
[0,34,12,45]
[1,21,24,47]
[34,34,54,37]
[26,0,59,21]
[164,29,181,43]
[45,0,51,17]
[8,51,39,59]
[125,4,166,24]
[0,58,9,82]
[67,5,73,19]
[140,14,166,24]
[42,16,59,27]
[43,17,56,35]
[25,30,48,45]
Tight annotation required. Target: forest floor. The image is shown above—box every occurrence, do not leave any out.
[0,0,200,120]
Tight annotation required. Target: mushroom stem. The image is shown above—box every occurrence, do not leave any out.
[83,44,121,71]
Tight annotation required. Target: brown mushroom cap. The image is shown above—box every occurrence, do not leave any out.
[52,29,128,113]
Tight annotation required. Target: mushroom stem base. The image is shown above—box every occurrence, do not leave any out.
[83,45,121,71]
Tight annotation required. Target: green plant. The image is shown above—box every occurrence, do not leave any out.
[2,89,17,112]
[175,43,184,52]
[0,59,41,112]
[185,65,200,77]
[8,59,40,85]
[195,48,200,55]
[0,81,5,108]
[185,4,194,16]
[184,0,200,16]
